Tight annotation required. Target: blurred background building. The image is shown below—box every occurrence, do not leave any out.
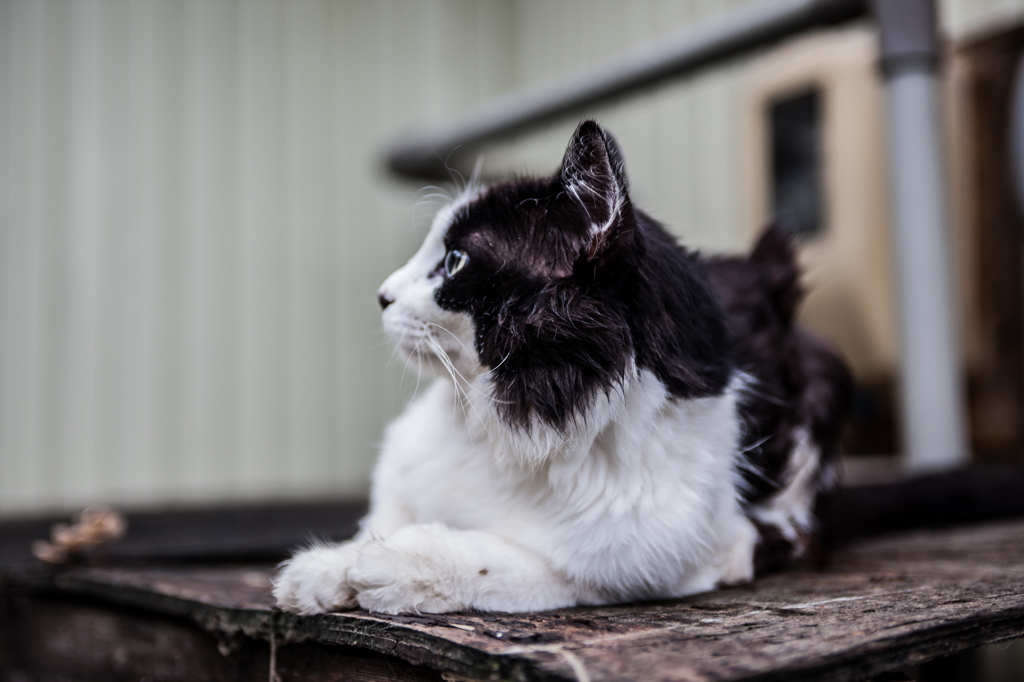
[2,0,1024,517]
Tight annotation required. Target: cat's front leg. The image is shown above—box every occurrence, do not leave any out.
[274,481,415,614]
[347,523,582,614]
[273,539,367,615]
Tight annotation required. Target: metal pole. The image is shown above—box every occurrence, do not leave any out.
[1010,52,1024,220]
[874,0,969,471]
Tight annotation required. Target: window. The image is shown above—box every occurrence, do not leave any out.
[769,88,825,238]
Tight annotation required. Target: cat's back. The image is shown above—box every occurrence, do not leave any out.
[704,228,852,567]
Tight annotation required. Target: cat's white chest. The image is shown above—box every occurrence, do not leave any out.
[373,372,753,601]
[373,380,520,531]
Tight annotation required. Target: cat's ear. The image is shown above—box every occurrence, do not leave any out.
[559,121,633,260]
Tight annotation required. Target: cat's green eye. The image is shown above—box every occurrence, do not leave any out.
[444,249,469,277]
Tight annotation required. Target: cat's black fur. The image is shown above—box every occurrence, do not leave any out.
[707,232,852,570]
[707,235,853,507]
[435,121,733,432]
[434,120,851,567]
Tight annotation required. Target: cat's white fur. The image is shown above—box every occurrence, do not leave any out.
[274,192,804,615]
[749,427,826,552]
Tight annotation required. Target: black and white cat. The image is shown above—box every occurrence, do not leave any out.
[273,121,851,615]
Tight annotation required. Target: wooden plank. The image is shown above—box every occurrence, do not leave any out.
[3,519,1023,681]
[9,596,446,682]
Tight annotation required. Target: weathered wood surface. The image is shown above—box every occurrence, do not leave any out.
[3,519,1023,682]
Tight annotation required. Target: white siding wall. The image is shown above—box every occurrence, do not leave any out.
[0,0,515,515]
[2,0,1022,516]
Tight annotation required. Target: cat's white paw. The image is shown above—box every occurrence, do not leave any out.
[716,517,757,586]
[347,524,467,614]
[273,542,362,615]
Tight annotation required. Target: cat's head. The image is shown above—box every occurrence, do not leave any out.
[379,121,639,437]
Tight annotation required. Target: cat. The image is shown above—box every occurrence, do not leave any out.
[273,120,851,615]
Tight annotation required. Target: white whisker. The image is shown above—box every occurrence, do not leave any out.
[422,321,511,406]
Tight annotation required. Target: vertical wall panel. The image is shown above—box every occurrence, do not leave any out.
[91,0,131,505]
[153,0,188,500]
[284,0,336,495]
[33,0,74,507]
[235,0,287,500]
[0,0,12,506]
[334,0,392,496]
[181,0,240,499]
[119,0,152,503]
[62,0,99,503]
[329,0,358,490]
[0,0,45,510]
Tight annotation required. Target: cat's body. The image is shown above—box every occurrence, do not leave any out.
[274,121,850,615]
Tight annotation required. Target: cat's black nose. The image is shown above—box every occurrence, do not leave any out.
[378,292,394,310]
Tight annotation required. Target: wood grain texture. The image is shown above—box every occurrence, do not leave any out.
[4,520,1023,681]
